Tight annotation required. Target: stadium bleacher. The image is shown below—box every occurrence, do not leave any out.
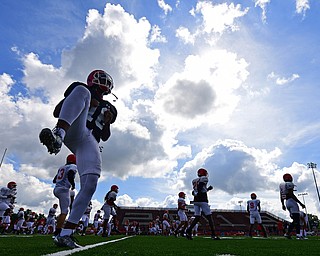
[115,206,287,236]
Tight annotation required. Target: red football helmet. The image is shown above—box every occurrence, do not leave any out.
[66,154,76,164]
[178,192,186,198]
[111,185,119,192]
[197,168,208,177]
[283,173,293,182]
[87,70,113,99]
[7,181,17,189]
[251,193,257,199]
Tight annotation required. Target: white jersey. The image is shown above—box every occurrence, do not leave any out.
[48,207,57,218]
[192,176,209,193]
[17,210,24,220]
[279,182,295,200]
[178,197,186,211]
[0,187,16,204]
[104,191,117,206]
[54,164,77,189]
[84,205,92,216]
[247,199,260,212]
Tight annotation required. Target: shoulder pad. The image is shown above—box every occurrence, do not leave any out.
[199,176,208,183]
[64,82,87,97]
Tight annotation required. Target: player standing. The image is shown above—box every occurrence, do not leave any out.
[101,185,119,237]
[246,193,267,237]
[279,173,305,239]
[185,168,220,240]
[39,70,117,248]
[52,154,77,237]
[173,192,188,237]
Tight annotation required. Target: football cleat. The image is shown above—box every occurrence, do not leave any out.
[39,128,63,154]
[211,235,220,240]
[54,235,82,248]
[185,229,193,240]
[284,233,292,239]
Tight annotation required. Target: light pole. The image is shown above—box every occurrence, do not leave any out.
[0,148,7,169]
[238,200,243,211]
[298,192,311,231]
[307,162,320,208]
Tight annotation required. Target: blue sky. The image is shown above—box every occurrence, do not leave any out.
[1,0,320,221]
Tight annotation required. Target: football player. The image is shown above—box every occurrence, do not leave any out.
[173,192,188,237]
[162,210,170,236]
[80,201,92,236]
[101,185,119,237]
[185,168,220,240]
[0,181,17,218]
[246,193,267,237]
[0,208,12,234]
[279,173,305,239]
[16,207,25,235]
[39,70,117,248]
[93,210,103,234]
[52,154,77,237]
[299,211,308,239]
[44,204,58,234]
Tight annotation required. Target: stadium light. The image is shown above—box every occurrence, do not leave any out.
[298,192,311,231]
[0,148,7,169]
[238,200,243,211]
[307,162,320,209]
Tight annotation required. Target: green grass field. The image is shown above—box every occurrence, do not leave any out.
[1,234,320,256]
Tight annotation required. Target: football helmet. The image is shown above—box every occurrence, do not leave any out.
[178,192,186,198]
[7,181,17,190]
[111,185,119,192]
[87,70,113,100]
[197,168,208,177]
[283,173,293,182]
[66,154,76,164]
[251,193,257,199]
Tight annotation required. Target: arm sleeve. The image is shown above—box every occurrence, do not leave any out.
[53,175,57,184]
[67,171,76,189]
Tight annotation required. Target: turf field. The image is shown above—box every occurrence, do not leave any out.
[0,234,319,256]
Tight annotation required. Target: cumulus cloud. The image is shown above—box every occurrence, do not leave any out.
[194,2,248,41]
[154,49,249,131]
[268,72,300,85]
[295,0,310,17]
[253,0,271,24]
[157,0,172,15]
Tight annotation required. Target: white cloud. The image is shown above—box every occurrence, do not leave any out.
[150,25,167,43]
[157,0,172,15]
[154,49,249,131]
[296,0,310,17]
[175,26,195,45]
[268,72,300,85]
[193,1,249,35]
[253,0,271,23]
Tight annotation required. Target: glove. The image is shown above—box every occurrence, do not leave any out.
[207,185,213,191]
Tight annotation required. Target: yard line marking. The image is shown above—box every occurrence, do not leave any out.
[42,236,133,256]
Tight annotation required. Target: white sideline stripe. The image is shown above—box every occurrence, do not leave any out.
[43,236,133,256]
